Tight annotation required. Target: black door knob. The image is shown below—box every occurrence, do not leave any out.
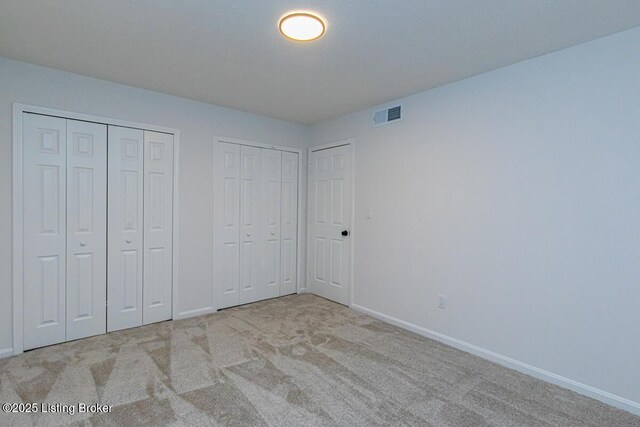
[341,230,349,237]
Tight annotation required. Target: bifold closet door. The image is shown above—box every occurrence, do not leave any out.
[263,149,282,300]
[215,143,299,309]
[215,142,241,309]
[280,152,298,296]
[239,145,264,305]
[107,126,144,332]
[23,114,107,350]
[65,120,107,341]
[23,114,68,350]
[143,131,174,325]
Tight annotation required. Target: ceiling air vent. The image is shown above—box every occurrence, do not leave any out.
[373,104,403,127]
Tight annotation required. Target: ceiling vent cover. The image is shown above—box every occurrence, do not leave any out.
[373,104,403,126]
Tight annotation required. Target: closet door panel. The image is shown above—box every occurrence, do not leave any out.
[66,120,107,341]
[108,126,144,331]
[263,149,281,299]
[280,152,298,295]
[239,145,264,305]
[215,142,241,309]
[143,131,174,324]
[23,114,67,350]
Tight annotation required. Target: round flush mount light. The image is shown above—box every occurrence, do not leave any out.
[279,12,325,42]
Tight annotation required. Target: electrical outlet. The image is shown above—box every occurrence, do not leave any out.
[438,295,446,309]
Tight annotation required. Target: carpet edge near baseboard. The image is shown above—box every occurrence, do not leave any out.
[350,303,640,416]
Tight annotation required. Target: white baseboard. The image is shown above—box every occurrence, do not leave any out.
[175,306,216,320]
[351,303,640,416]
[0,348,14,359]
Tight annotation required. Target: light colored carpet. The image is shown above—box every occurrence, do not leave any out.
[0,294,638,426]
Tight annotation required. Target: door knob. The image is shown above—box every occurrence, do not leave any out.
[125,239,132,244]
[246,232,251,237]
[270,231,275,236]
[341,230,349,237]
[80,242,87,246]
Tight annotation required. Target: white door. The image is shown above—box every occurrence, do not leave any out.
[107,126,144,331]
[280,152,298,296]
[239,145,264,305]
[143,131,174,324]
[263,149,281,300]
[66,120,107,341]
[308,144,351,305]
[23,114,67,350]
[214,142,300,308]
[215,142,241,309]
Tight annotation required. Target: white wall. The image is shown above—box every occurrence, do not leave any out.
[311,27,640,411]
[0,57,309,354]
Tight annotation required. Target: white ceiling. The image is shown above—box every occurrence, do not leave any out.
[1,1,640,125]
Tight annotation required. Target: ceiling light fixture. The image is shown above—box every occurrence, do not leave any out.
[279,12,325,42]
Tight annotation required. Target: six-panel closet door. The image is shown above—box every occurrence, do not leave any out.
[23,114,68,349]
[107,128,174,330]
[239,145,264,305]
[280,151,298,296]
[23,114,175,350]
[107,126,144,332]
[215,142,241,309]
[215,141,298,310]
[23,114,108,350]
[143,131,174,325]
[263,148,282,300]
[66,120,108,341]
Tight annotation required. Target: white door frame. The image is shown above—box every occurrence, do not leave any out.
[213,136,306,309]
[12,103,181,356]
[307,138,356,306]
